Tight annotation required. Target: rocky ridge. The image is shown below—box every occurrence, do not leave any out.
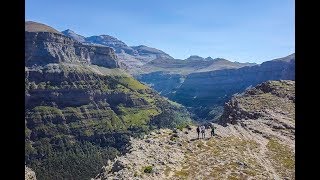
[94,80,295,180]
[139,56,256,75]
[220,80,295,143]
[94,124,294,179]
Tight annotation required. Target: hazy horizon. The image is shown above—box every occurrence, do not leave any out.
[26,0,294,63]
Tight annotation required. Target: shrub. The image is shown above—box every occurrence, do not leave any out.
[38,82,46,89]
[29,82,37,90]
[143,166,153,173]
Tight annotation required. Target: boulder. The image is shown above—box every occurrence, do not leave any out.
[25,166,37,180]
[111,160,126,172]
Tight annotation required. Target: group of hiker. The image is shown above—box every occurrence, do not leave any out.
[196,124,215,139]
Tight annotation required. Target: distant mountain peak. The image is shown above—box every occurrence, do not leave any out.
[131,45,174,59]
[132,45,167,53]
[189,55,203,58]
[134,45,148,48]
[185,56,231,62]
[63,29,75,33]
[270,53,295,62]
[283,53,295,60]
[205,57,214,61]
[98,34,119,40]
[186,55,204,61]
[212,58,229,62]
[61,29,86,42]
[86,35,127,46]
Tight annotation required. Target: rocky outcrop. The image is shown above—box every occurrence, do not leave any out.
[219,80,295,143]
[25,166,37,180]
[25,31,119,68]
[220,80,295,124]
[94,129,185,179]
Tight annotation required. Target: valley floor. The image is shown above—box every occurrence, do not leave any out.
[94,124,295,180]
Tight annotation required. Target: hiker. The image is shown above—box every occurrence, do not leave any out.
[196,126,200,139]
[211,124,215,137]
[201,125,206,139]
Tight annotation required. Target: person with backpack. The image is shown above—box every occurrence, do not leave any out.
[201,125,206,139]
[211,124,215,137]
[196,126,200,139]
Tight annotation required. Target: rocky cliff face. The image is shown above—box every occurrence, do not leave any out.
[94,80,295,180]
[137,54,295,121]
[26,31,119,68]
[135,72,186,96]
[25,65,191,180]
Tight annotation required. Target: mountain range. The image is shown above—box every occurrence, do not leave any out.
[62,28,256,75]
[60,25,294,122]
[137,53,295,120]
[25,20,295,180]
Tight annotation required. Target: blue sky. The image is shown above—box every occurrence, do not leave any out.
[26,0,294,63]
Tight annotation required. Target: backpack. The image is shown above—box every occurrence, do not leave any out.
[196,127,200,132]
[201,126,205,133]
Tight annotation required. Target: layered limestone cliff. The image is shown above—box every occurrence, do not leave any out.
[25,22,192,180]
[25,31,119,68]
